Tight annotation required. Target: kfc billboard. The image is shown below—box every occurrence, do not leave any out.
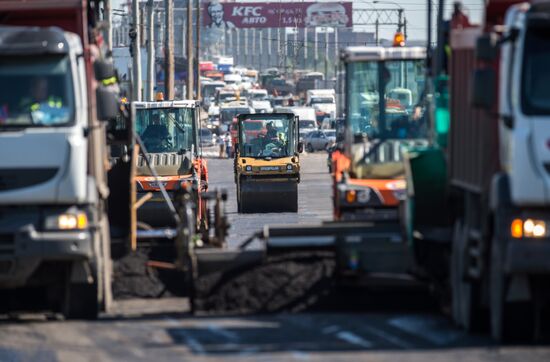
[203,1,353,29]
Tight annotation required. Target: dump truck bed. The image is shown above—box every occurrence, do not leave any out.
[448,27,500,194]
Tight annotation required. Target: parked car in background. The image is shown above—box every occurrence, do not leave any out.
[199,128,215,147]
[304,129,336,152]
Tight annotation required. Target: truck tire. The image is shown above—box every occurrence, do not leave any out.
[290,193,298,213]
[236,185,242,213]
[99,212,113,313]
[450,220,482,331]
[489,234,534,342]
[306,143,314,153]
[490,236,511,342]
[63,211,111,320]
[63,281,100,320]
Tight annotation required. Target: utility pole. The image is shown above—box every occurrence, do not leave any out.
[186,0,194,99]
[375,19,379,46]
[304,27,308,69]
[314,28,318,72]
[324,28,328,81]
[146,0,155,101]
[235,29,240,65]
[195,0,201,100]
[244,28,248,66]
[105,0,112,52]
[277,27,281,69]
[334,27,338,74]
[165,0,174,99]
[283,29,287,76]
[258,29,264,72]
[131,0,142,101]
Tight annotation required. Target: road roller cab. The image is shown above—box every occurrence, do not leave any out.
[235,113,301,213]
[133,100,209,231]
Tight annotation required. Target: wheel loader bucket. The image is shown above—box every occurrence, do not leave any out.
[240,178,298,213]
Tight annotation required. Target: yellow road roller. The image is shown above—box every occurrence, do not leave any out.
[234,113,301,213]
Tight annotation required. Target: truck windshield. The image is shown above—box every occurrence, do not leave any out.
[0,55,74,127]
[239,115,296,158]
[522,24,550,115]
[346,59,427,140]
[135,107,195,153]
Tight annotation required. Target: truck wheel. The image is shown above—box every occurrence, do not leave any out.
[290,193,298,213]
[489,237,534,342]
[490,238,510,342]
[236,185,242,213]
[450,220,482,331]
[306,144,314,153]
[99,212,113,313]
[63,279,99,320]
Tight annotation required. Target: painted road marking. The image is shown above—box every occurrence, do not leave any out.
[335,331,373,349]
[361,324,414,349]
[388,315,463,346]
[164,317,206,355]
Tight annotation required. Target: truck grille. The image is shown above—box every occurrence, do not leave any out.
[365,139,428,164]
[137,153,182,167]
[0,168,58,191]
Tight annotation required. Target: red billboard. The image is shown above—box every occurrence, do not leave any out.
[203,2,353,29]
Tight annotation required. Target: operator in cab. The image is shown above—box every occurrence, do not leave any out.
[141,112,171,152]
[18,76,67,125]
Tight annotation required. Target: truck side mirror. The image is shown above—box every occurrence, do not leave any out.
[471,69,495,109]
[94,59,116,82]
[298,142,304,153]
[476,33,498,62]
[96,87,118,121]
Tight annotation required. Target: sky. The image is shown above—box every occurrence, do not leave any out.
[112,0,484,41]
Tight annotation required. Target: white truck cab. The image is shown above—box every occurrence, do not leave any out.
[0,24,119,318]
[497,2,550,205]
[306,89,336,119]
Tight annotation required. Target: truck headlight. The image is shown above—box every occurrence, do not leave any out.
[45,212,88,230]
[511,218,547,238]
[286,164,293,170]
[392,189,407,201]
[357,189,371,203]
[245,165,252,172]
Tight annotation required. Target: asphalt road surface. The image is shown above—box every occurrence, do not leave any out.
[1,153,550,362]
[206,151,333,247]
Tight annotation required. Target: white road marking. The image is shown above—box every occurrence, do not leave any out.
[206,323,240,342]
[335,331,373,349]
[238,346,261,356]
[388,315,463,346]
[290,350,310,360]
[164,317,205,355]
[361,325,414,349]
[322,325,340,334]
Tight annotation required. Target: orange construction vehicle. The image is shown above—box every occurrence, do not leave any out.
[133,98,210,235]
